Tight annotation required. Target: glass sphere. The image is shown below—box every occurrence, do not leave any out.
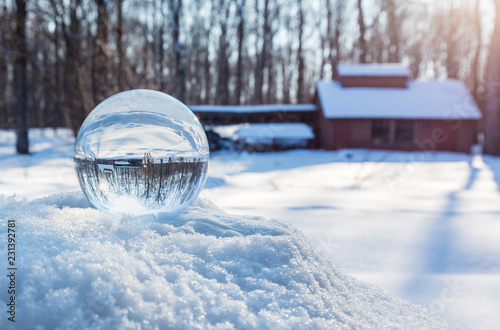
[74,89,209,215]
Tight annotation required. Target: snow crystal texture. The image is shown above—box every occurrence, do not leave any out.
[0,193,459,329]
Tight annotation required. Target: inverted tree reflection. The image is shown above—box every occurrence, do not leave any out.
[75,153,208,211]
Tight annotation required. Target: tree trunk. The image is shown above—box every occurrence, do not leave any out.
[484,0,500,155]
[202,0,216,104]
[329,0,344,80]
[61,0,87,137]
[253,0,269,104]
[281,16,293,104]
[157,0,166,91]
[0,18,9,128]
[264,2,277,104]
[170,0,186,102]
[445,2,459,79]
[266,41,275,104]
[357,0,367,64]
[386,0,400,63]
[235,0,245,105]
[14,0,29,154]
[116,0,125,91]
[472,0,482,102]
[281,51,291,103]
[92,0,110,106]
[203,39,211,104]
[297,0,305,102]
[322,0,332,80]
[215,0,231,105]
[50,19,63,128]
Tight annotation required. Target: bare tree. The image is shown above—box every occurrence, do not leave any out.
[386,0,401,63]
[202,0,216,104]
[357,0,367,64]
[319,1,330,80]
[92,0,111,106]
[55,0,89,136]
[403,2,427,78]
[235,0,246,105]
[14,0,29,154]
[279,14,294,104]
[251,0,279,104]
[116,0,126,91]
[169,0,186,102]
[445,1,460,79]
[0,3,14,129]
[484,0,500,155]
[252,0,268,104]
[472,0,483,101]
[184,0,210,104]
[156,0,167,91]
[297,0,305,102]
[0,0,494,133]
[215,0,231,105]
[329,0,345,79]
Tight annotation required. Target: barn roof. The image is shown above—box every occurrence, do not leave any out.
[189,104,317,113]
[337,64,410,77]
[316,79,482,120]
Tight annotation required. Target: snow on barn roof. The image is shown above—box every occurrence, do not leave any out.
[337,63,411,77]
[189,104,317,113]
[316,79,482,120]
[235,123,314,140]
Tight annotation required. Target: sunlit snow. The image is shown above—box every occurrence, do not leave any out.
[0,193,457,329]
[2,129,500,328]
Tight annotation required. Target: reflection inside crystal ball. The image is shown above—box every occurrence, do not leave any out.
[73,89,209,215]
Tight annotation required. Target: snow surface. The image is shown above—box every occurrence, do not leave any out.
[0,193,456,329]
[337,63,411,77]
[316,79,482,120]
[3,129,500,328]
[207,150,500,330]
[189,104,317,113]
[235,123,314,140]
[212,125,243,139]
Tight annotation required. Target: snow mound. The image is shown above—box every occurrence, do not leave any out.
[0,193,458,329]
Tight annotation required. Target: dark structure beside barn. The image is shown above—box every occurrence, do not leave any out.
[190,104,317,152]
[315,64,482,153]
[190,104,317,126]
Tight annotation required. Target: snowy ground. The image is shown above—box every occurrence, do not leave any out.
[0,193,456,329]
[1,129,500,328]
[206,149,500,330]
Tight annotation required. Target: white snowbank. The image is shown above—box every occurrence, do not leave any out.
[212,125,243,139]
[0,193,457,329]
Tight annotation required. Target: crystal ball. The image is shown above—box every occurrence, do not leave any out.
[74,89,210,215]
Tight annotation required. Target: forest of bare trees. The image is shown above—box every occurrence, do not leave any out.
[1,0,500,154]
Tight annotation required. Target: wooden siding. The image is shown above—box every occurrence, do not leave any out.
[340,76,408,88]
[195,110,316,126]
[318,118,478,153]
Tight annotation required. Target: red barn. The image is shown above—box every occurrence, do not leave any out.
[316,64,482,153]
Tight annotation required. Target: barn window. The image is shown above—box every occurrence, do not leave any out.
[371,119,390,144]
[395,120,414,145]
